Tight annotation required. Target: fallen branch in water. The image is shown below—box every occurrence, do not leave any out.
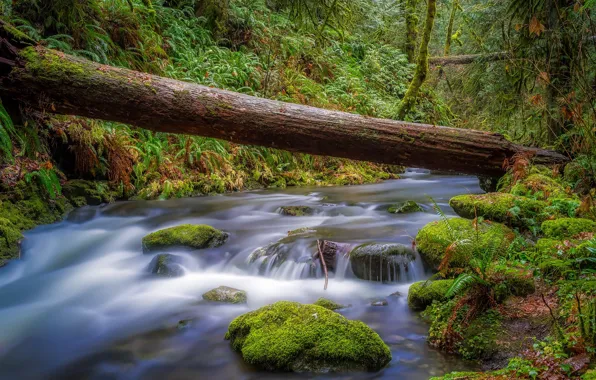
[316,240,329,290]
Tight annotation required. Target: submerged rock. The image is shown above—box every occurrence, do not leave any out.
[407,280,454,311]
[371,299,388,307]
[415,218,514,270]
[388,201,423,214]
[541,218,596,239]
[278,206,315,216]
[142,224,228,253]
[225,301,391,372]
[147,253,185,277]
[349,243,415,282]
[202,286,247,304]
[449,193,545,228]
[313,298,346,310]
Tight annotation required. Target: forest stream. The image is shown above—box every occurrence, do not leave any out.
[0,170,482,379]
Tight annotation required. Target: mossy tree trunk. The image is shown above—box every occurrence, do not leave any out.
[443,0,459,56]
[196,0,230,39]
[396,0,436,120]
[404,0,419,63]
[0,40,569,176]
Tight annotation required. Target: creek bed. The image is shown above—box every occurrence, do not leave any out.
[0,169,482,379]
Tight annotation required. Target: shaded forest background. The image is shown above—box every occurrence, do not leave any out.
[0,0,595,201]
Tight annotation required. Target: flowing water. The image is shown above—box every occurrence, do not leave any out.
[0,169,483,379]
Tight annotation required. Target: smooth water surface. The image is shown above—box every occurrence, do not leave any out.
[0,169,483,379]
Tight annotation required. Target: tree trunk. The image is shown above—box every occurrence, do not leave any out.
[443,0,458,56]
[397,0,436,119]
[0,44,568,177]
[404,0,419,63]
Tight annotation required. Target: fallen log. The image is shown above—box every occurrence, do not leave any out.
[429,52,509,66]
[0,40,568,176]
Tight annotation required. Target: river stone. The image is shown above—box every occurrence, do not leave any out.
[313,297,346,310]
[278,206,314,216]
[142,224,228,253]
[225,301,391,372]
[349,243,415,282]
[371,299,388,307]
[202,286,247,304]
[388,201,422,214]
[147,253,185,277]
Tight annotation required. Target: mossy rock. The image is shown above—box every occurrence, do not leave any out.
[449,193,545,228]
[407,280,454,311]
[430,372,487,380]
[202,286,247,304]
[490,265,535,302]
[511,174,569,201]
[582,369,596,380]
[62,180,113,207]
[225,301,391,372]
[142,224,228,253]
[415,218,514,270]
[0,218,23,265]
[349,243,415,282]
[533,238,593,260]
[147,253,185,278]
[388,200,422,214]
[541,218,596,239]
[313,298,345,311]
[279,206,315,216]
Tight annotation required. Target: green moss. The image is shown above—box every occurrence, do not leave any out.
[512,174,569,201]
[388,200,422,214]
[458,310,502,360]
[279,206,314,216]
[407,280,454,311]
[0,218,23,264]
[582,369,596,380]
[449,193,546,228]
[415,218,514,270]
[19,46,90,82]
[62,180,114,206]
[142,224,228,253]
[225,301,391,372]
[541,218,596,239]
[203,286,247,304]
[313,298,345,310]
[490,265,535,301]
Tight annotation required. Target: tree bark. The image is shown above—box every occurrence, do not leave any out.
[443,0,458,56]
[0,43,568,177]
[397,0,436,119]
[404,0,419,63]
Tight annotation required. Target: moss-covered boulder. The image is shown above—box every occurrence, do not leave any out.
[279,206,314,216]
[407,280,454,311]
[313,298,346,310]
[349,243,415,282]
[62,180,114,207]
[225,301,391,372]
[0,218,23,265]
[449,193,545,228]
[147,253,185,277]
[416,218,514,270]
[511,174,569,201]
[142,224,228,253]
[541,218,596,239]
[388,200,422,214]
[202,286,247,304]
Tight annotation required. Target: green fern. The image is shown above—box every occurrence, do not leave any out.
[25,168,62,199]
[0,101,16,163]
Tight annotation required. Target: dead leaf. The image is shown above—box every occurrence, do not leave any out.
[529,16,546,36]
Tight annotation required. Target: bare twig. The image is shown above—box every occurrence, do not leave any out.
[317,239,329,290]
